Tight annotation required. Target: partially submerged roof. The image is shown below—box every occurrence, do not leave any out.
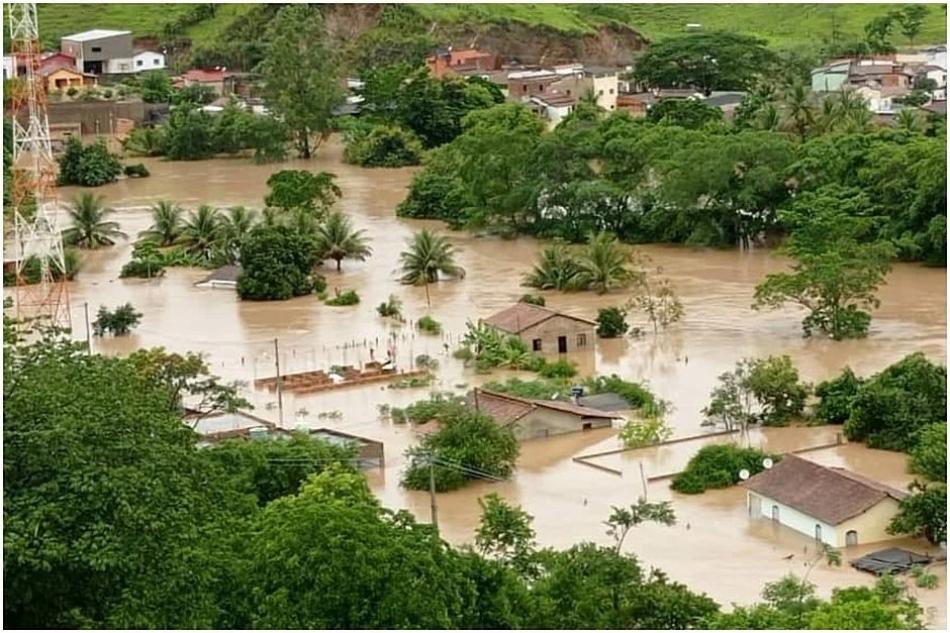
[482,302,595,334]
[744,455,907,526]
[577,392,631,412]
[851,548,932,576]
[472,389,619,425]
[195,264,241,287]
[62,29,130,41]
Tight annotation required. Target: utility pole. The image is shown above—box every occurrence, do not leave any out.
[639,462,649,501]
[428,454,439,533]
[83,301,91,354]
[274,338,284,427]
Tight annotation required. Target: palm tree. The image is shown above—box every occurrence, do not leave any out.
[574,231,639,294]
[523,243,581,291]
[755,103,781,131]
[781,82,815,141]
[896,108,924,133]
[218,206,258,264]
[314,211,372,271]
[177,205,223,264]
[397,229,465,307]
[61,193,126,248]
[138,200,183,246]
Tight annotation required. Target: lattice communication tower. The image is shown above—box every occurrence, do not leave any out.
[7,2,71,329]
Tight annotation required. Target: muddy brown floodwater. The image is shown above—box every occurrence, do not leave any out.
[25,136,947,625]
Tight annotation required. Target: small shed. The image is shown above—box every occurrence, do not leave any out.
[482,302,595,355]
[195,264,241,289]
[744,455,908,547]
[851,548,932,576]
[470,388,618,440]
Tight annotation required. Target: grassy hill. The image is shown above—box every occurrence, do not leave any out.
[30,3,947,52]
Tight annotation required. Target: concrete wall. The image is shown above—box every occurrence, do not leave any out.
[511,408,610,440]
[811,71,847,93]
[518,315,593,355]
[133,51,166,73]
[590,73,618,111]
[837,498,903,547]
[45,99,167,135]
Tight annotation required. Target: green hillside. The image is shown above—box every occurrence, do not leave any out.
[31,3,948,51]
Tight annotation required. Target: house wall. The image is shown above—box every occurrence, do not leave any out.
[44,99,167,134]
[836,498,902,547]
[507,77,558,101]
[811,71,847,92]
[133,51,166,72]
[590,73,618,111]
[517,315,594,355]
[46,69,89,93]
[748,492,838,546]
[510,408,610,440]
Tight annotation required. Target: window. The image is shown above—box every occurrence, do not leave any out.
[91,46,101,53]
[576,333,587,347]
[609,88,614,94]
[532,339,542,352]
[522,84,527,92]
[771,505,779,521]
[539,84,544,92]
[136,60,143,67]
[846,530,858,547]
[598,89,604,96]
[814,524,822,541]
[154,59,160,65]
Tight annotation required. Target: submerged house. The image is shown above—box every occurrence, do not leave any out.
[482,302,595,355]
[470,388,618,440]
[743,455,908,547]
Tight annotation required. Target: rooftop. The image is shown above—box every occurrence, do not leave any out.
[472,389,619,425]
[62,29,131,42]
[482,302,596,334]
[532,93,577,107]
[743,455,908,526]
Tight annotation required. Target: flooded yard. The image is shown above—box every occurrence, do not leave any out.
[27,136,947,624]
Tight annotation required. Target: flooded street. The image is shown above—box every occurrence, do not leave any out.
[32,136,947,624]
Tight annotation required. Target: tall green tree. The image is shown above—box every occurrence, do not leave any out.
[264,169,341,216]
[633,31,776,94]
[258,5,341,158]
[237,224,321,301]
[218,206,259,264]
[754,187,895,339]
[313,211,372,271]
[397,228,465,306]
[573,231,638,294]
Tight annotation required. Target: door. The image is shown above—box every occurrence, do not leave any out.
[814,524,822,542]
[846,530,858,547]
[771,505,780,521]
[557,336,568,354]
[532,338,542,352]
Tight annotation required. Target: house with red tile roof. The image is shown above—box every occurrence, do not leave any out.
[743,455,908,548]
[482,302,595,355]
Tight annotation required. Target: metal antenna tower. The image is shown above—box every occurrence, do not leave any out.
[7,2,71,329]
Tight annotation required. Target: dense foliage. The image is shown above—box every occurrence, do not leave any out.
[342,122,425,167]
[395,98,945,267]
[843,352,946,451]
[92,303,143,336]
[402,403,519,492]
[813,366,863,424]
[236,224,321,301]
[154,102,289,163]
[672,444,780,494]
[57,137,122,187]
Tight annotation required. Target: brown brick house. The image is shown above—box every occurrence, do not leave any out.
[482,302,595,354]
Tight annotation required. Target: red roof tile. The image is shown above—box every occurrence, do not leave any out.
[482,302,595,334]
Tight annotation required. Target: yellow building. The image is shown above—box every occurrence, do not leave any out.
[42,66,96,93]
[744,455,908,548]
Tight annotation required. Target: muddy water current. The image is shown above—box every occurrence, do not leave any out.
[26,137,947,624]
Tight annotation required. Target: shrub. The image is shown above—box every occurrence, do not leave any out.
[415,354,439,370]
[619,417,673,448]
[519,293,545,306]
[910,423,946,482]
[888,483,947,545]
[57,137,122,187]
[814,367,863,424]
[596,306,629,338]
[325,289,360,306]
[92,303,142,336]
[671,444,780,494]
[538,359,577,379]
[402,406,519,492]
[583,374,667,418]
[5,249,81,285]
[66,86,79,97]
[123,163,150,178]
[343,123,425,167]
[417,315,442,334]
[483,377,570,400]
[119,242,165,279]
[376,294,403,319]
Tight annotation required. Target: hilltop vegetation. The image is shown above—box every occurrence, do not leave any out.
[30,3,946,56]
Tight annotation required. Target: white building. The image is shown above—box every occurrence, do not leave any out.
[133,49,165,73]
[529,94,576,128]
[743,455,907,548]
[2,55,15,81]
[60,29,134,75]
